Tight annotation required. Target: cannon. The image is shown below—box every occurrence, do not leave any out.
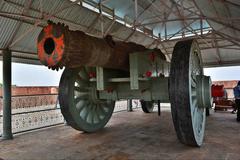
[37,22,212,147]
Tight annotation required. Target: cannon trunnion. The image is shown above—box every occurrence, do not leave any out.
[37,23,212,147]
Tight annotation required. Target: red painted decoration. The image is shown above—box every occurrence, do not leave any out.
[89,72,96,78]
[145,71,152,77]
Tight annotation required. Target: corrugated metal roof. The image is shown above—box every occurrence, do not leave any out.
[0,0,239,67]
[194,0,240,42]
[0,17,19,48]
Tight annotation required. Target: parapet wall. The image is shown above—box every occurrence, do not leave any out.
[0,86,58,96]
[0,87,58,112]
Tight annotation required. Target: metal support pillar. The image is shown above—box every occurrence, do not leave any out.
[157,100,161,116]
[127,99,133,112]
[2,49,13,140]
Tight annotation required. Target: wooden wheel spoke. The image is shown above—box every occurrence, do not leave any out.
[99,105,107,115]
[74,86,89,93]
[74,92,89,99]
[77,92,89,97]
[76,100,86,112]
[91,106,97,124]
[88,104,96,124]
[86,106,94,124]
[97,105,107,119]
[80,106,88,120]
[83,104,92,121]
[103,106,109,113]
[191,75,197,86]
[75,94,89,101]
[74,97,82,104]
[93,108,100,124]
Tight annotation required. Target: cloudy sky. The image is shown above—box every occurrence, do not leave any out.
[0,62,63,86]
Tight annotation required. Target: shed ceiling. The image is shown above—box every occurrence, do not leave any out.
[0,0,239,67]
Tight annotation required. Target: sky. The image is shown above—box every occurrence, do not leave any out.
[0,61,63,86]
[204,66,240,81]
[0,61,239,86]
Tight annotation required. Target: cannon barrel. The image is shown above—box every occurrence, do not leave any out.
[37,22,165,70]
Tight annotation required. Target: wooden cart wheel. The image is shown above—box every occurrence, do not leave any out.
[169,39,206,146]
[59,67,115,132]
[141,100,154,113]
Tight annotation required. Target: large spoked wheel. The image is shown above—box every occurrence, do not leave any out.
[59,67,115,132]
[141,100,154,113]
[169,39,206,146]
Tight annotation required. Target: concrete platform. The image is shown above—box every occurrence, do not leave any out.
[0,108,239,160]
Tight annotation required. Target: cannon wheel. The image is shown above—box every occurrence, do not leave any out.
[141,100,154,113]
[169,39,206,146]
[59,67,115,132]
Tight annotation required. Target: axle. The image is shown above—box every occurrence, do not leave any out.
[99,77,170,102]
[93,51,212,108]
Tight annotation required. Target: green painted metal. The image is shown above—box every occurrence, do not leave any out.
[98,51,170,102]
[2,49,13,140]
[57,40,212,147]
[130,51,170,90]
[96,67,128,90]
[196,75,213,108]
[151,78,169,102]
[59,67,115,132]
[130,53,139,90]
[96,67,105,91]
[203,76,213,108]
[99,77,169,102]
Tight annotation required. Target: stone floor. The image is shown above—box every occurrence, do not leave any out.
[0,107,239,160]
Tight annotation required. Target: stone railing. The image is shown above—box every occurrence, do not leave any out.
[0,86,141,136]
[0,94,63,134]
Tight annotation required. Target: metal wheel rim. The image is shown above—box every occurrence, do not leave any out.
[189,41,206,145]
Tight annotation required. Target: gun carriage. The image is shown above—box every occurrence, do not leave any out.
[37,22,212,146]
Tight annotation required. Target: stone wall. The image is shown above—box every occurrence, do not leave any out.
[0,86,58,96]
[0,87,58,112]
[0,86,62,134]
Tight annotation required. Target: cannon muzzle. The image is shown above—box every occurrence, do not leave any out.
[37,22,165,70]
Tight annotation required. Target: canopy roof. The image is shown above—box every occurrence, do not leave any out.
[0,0,239,67]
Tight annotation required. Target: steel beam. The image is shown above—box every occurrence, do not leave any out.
[2,49,13,140]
